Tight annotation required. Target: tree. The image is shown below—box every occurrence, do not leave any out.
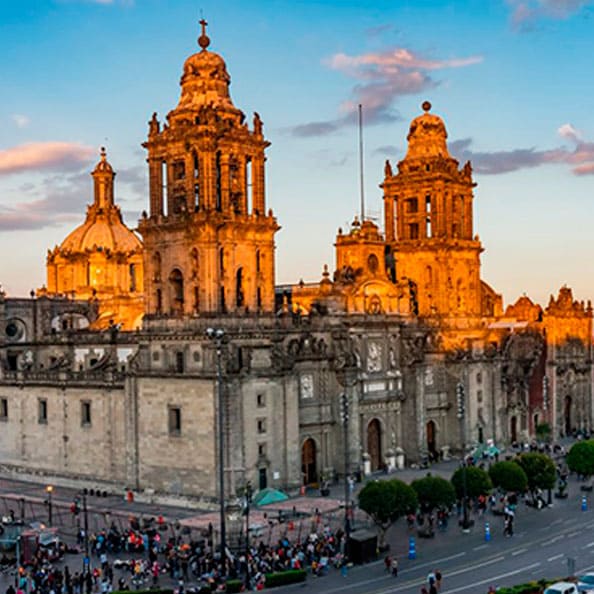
[566,440,594,479]
[515,452,556,503]
[358,479,418,548]
[451,466,492,500]
[411,474,456,513]
[535,422,551,443]
[489,461,528,494]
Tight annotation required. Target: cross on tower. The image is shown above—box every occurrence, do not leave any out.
[198,18,210,50]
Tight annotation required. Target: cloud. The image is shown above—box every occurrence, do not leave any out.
[507,0,593,28]
[365,24,395,38]
[11,114,30,128]
[0,152,147,232]
[288,47,481,137]
[373,145,400,156]
[449,125,594,175]
[0,142,95,176]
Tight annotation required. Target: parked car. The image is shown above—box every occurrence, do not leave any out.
[577,572,594,592]
[544,582,578,594]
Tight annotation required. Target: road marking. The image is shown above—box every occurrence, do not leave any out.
[435,562,541,594]
[512,548,527,556]
[567,531,580,538]
[586,542,594,548]
[321,552,469,593]
[548,554,564,562]
[440,556,505,578]
[473,544,488,551]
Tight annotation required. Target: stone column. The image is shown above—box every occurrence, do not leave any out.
[252,155,265,216]
[220,153,230,213]
[384,195,394,242]
[148,157,163,217]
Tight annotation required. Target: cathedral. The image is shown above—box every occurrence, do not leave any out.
[0,22,591,500]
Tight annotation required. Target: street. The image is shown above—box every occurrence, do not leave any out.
[0,456,592,594]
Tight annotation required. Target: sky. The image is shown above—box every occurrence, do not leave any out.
[1,0,594,309]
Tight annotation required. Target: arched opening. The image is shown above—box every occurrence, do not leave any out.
[564,396,572,436]
[301,438,317,485]
[478,426,484,444]
[153,252,162,282]
[236,267,244,308]
[129,263,136,292]
[510,416,518,444]
[169,269,184,315]
[367,419,382,471]
[426,420,437,458]
[156,289,162,314]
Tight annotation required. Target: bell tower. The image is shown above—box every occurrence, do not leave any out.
[382,102,483,318]
[139,20,279,316]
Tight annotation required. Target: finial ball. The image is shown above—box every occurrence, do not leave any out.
[422,101,432,112]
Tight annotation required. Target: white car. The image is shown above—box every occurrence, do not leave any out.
[544,582,578,594]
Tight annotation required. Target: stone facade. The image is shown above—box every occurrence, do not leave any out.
[0,21,592,501]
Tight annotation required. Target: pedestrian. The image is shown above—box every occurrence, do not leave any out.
[391,558,398,577]
[384,555,392,572]
[435,569,442,590]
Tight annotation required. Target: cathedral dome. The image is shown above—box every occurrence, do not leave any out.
[175,21,236,113]
[58,148,141,255]
[92,148,114,173]
[404,101,451,160]
[60,215,141,254]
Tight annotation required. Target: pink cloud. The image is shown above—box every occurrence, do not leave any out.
[507,0,593,28]
[449,123,594,176]
[290,47,481,137]
[0,142,95,176]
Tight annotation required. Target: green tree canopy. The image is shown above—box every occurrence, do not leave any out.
[566,440,594,478]
[515,452,556,496]
[488,461,528,493]
[451,466,492,499]
[411,474,456,512]
[358,479,418,547]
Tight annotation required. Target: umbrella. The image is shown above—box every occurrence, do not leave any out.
[253,487,289,507]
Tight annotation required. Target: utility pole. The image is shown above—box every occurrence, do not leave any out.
[457,382,470,531]
[207,327,227,576]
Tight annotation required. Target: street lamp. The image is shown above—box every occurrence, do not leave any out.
[206,327,227,576]
[456,382,470,531]
[46,485,53,526]
[244,481,253,584]
[339,392,351,538]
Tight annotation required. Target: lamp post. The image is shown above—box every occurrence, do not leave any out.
[82,489,89,559]
[339,392,351,538]
[456,382,470,531]
[206,327,227,576]
[244,481,253,584]
[542,376,552,505]
[46,485,53,526]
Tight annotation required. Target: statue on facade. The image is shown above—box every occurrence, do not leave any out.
[149,112,160,135]
[253,112,263,135]
[384,159,393,177]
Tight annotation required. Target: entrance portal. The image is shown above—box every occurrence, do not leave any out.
[301,438,317,485]
[564,396,572,436]
[426,420,437,458]
[510,416,518,443]
[367,419,382,471]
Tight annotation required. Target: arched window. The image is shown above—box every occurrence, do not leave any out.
[236,267,244,307]
[169,269,184,315]
[129,263,136,292]
[156,289,162,314]
[153,252,162,282]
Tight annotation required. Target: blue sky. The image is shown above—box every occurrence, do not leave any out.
[1,0,594,308]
